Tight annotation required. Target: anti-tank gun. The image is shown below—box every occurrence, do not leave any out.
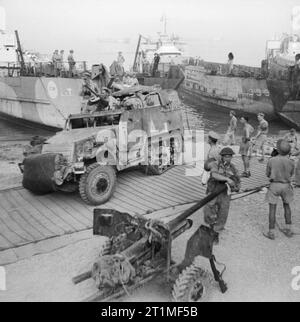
[73,185,229,302]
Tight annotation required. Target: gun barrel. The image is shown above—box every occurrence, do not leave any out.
[84,84,101,98]
[167,185,227,232]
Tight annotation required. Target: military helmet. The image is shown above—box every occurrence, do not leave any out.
[276,139,291,156]
[220,147,235,156]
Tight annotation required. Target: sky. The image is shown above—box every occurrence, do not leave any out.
[0,0,300,68]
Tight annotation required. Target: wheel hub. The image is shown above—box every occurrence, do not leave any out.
[188,281,205,302]
[91,173,110,196]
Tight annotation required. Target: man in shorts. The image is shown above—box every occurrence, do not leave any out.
[224,110,237,145]
[253,113,269,162]
[264,139,295,240]
[239,116,254,177]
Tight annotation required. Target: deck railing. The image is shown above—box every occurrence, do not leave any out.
[0,61,87,78]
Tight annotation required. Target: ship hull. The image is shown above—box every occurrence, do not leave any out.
[0,76,84,129]
[266,78,300,130]
[179,66,275,118]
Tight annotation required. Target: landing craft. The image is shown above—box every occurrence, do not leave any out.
[265,7,300,129]
[132,16,276,118]
[0,6,86,130]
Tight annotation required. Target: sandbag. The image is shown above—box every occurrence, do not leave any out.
[22,153,60,195]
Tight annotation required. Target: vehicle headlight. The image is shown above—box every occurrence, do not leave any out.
[75,140,95,160]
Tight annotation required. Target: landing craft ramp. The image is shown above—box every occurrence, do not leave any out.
[0,158,269,258]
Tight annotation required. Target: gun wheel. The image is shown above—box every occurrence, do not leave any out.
[172,263,213,302]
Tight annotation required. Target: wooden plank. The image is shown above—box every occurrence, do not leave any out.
[45,195,88,231]
[118,176,175,207]
[8,190,55,238]
[0,234,13,250]
[127,173,194,204]
[150,174,201,201]
[34,196,78,233]
[129,172,195,204]
[18,189,66,235]
[110,189,151,214]
[51,193,92,227]
[0,194,36,243]
[3,209,36,241]
[0,214,28,247]
[19,189,72,234]
[116,180,169,209]
[10,208,44,240]
[163,172,202,193]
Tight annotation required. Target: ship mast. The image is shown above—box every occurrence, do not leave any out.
[161,13,167,35]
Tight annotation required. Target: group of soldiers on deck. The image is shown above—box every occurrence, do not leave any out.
[51,49,76,77]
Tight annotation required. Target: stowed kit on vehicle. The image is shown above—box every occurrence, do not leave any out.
[20,87,184,205]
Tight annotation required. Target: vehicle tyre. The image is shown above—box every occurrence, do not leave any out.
[172,263,213,302]
[79,163,116,205]
[57,182,79,193]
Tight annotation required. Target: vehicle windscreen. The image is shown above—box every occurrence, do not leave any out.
[69,114,121,129]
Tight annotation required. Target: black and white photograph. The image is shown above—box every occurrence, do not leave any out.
[0,0,299,304]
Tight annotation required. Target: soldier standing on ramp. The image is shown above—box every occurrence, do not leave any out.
[224,110,237,146]
[253,113,269,162]
[203,147,241,241]
[264,139,295,240]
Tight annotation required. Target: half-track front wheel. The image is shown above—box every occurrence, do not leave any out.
[79,164,116,205]
[172,263,213,302]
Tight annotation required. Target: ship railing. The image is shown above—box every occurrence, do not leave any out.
[188,60,265,79]
[0,61,88,78]
[143,62,185,78]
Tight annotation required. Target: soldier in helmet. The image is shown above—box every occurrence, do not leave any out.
[264,139,295,240]
[80,71,100,113]
[203,147,241,236]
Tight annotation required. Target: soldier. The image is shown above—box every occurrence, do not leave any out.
[224,110,237,145]
[68,50,76,77]
[227,52,234,75]
[117,51,125,67]
[58,50,65,76]
[202,131,221,185]
[284,128,299,156]
[295,154,300,187]
[80,71,100,113]
[239,116,254,177]
[253,112,269,162]
[152,53,160,76]
[203,147,241,237]
[264,139,295,240]
[52,50,60,77]
[95,87,119,112]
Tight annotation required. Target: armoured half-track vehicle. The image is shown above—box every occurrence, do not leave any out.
[20,87,184,205]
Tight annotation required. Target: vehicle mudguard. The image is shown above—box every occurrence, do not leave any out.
[22,153,60,194]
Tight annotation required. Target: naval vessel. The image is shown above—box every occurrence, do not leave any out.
[265,27,300,129]
[131,19,275,118]
[0,20,86,130]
